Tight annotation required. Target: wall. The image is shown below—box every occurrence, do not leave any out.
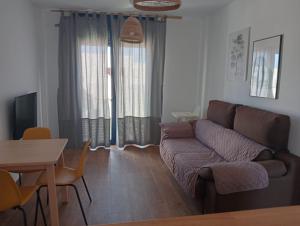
[38,11,206,135]
[204,0,300,155]
[163,18,205,122]
[36,9,60,138]
[0,0,41,140]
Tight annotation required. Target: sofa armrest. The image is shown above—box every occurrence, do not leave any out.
[256,160,287,178]
[198,168,214,181]
[275,152,300,204]
[160,122,194,140]
[195,168,214,198]
[275,152,300,173]
[196,152,300,211]
[199,159,289,181]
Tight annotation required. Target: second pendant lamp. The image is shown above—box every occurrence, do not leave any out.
[120,16,144,43]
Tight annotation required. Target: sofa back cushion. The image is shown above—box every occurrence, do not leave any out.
[234,106,290,152]
[207,100,237,129]
[195,120,270,161]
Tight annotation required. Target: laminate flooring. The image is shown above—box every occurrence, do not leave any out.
[0,146,201,226]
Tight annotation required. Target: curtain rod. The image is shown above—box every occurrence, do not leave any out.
[51,9,182,20]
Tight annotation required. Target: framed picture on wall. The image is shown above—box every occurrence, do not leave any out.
[226,27,251,81]
[250,35,283,99]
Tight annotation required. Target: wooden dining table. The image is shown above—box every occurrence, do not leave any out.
[92,205,300,226]
[0,139,68,226]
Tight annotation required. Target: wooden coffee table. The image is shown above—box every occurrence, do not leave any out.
[0,139,68,226]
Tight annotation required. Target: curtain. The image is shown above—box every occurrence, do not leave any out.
[110,16,166,147]
[58,13,111,148]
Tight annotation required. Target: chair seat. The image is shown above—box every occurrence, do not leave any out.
[37,167,80,186]
[19,186,38,206]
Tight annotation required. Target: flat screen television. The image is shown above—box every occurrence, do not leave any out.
[13,92,37,140]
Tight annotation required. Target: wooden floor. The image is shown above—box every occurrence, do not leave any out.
[0,146,201,226]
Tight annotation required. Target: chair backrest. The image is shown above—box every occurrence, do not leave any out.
[22,127,52,140]
[0,170,22,211]
[76,140,92,177]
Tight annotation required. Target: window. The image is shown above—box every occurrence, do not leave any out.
[80,45,112,119]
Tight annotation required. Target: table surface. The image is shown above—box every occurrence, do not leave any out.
[0,139,68,167]
[92,206,300,226]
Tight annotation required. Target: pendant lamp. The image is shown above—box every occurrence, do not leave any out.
[133,0,181,11]
[120,16,144,43]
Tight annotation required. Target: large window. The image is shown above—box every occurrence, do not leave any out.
[81,45,112,120]
[118,43,148,118]
[80,42,148,142]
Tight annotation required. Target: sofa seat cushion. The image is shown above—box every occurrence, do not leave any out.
[173,152,224,195]
[257,160,287,178]
[160,138,213,172]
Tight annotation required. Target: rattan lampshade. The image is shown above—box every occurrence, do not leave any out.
[120,17,144,43]
[133,0,181,11]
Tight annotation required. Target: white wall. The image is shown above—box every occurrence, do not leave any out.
[38,11,206,135]
[0,0,41,140]
[163,18,205,122]
[204,0,300,155]
[36,9,60,138]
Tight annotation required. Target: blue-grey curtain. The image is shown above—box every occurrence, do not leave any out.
[110,16,166,147]
[58,13,111,148]
[58,13,166,148]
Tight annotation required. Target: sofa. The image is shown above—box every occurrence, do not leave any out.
[160,100,300,213]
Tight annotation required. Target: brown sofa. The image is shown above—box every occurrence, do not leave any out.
[160,100,300,213]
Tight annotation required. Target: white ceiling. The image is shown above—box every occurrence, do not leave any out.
[31,0,234,16]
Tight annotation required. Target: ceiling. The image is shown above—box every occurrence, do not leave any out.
[31,0,234,16]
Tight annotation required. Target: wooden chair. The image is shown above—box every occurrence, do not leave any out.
[37,140,92,226]
[23,128,52,140]
[0,169,47,226]
[17,128,52,185]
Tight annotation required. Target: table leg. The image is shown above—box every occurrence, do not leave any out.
[47,164,60,226]
[58,153,69,203]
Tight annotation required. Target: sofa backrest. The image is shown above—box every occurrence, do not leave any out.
[195,119,269,162]
[234,106,290,152]
[207,100,237,129]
